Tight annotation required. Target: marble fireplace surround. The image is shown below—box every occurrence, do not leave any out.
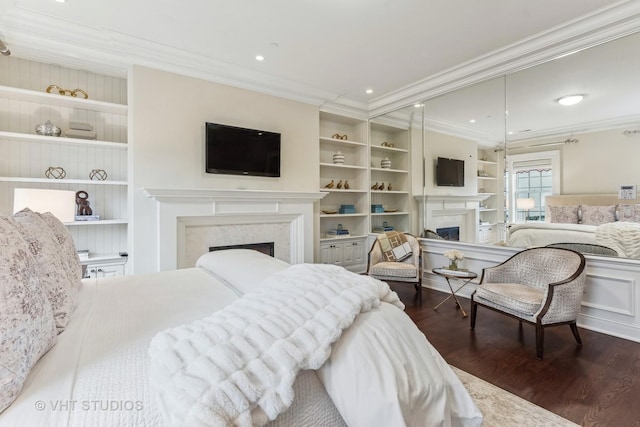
[144,189,325,271]
[416,195,488,242]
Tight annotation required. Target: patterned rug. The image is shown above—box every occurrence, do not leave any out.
[452,366,579,426]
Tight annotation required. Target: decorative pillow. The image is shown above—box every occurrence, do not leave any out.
[13,209,77,332]
[37,212,82,290]
[580,205,616,225]
[618,204,640,223]
[548,205,579,224]
[0,217,57,414]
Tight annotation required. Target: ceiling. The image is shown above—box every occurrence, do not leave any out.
[0,0,629,113]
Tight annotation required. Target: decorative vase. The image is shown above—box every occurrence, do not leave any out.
[381,157,391,169]
[448,260,458,270]
[35,120,62,137]
[333,151,345,164]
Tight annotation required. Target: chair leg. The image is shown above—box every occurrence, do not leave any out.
[416,283,423,306]
[536,323,544,360]
[569,322,582,346]
[470,300,477,329]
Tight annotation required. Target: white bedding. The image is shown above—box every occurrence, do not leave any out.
[507,222,598,248]
[1,250,482,427]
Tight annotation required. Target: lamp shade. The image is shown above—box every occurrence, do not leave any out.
[516,198,535,210]
[13,188,76,223]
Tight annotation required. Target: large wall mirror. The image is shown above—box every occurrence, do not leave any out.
[418,30,640,259]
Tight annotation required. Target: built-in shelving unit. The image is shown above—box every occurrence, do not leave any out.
[318,112,369,272]
[477,149,503,243]
[0,66,129,272]
[369,120,411,234]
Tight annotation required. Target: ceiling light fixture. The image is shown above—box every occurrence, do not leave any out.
[469,119,476,123]
[55,0,66,3]
[255,55,264,61]
[556,94,586,106]
[365,89,373,94]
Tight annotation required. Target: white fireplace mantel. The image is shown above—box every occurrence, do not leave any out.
[143,188,326,271]
[415,194,488,242]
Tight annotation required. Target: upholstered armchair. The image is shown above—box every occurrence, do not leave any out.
[366,232,423,305]
[470,247,586,359]
[546,242,618,257]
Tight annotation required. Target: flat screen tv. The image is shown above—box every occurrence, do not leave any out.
[205,122,281,177]
[436,157,464,187]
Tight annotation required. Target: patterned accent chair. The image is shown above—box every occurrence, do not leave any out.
[366,233,423,305]
[470,247,586,359]
[546,242,618,257]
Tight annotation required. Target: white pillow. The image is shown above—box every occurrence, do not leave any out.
[196,249,289,294]
[0,217,57,413]
[317,303,483,427]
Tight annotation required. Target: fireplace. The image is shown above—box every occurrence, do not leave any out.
[436,226,460,241]
[210,242,274,257]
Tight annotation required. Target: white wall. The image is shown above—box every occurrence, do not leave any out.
[424,130,478,196]
[129,66,319,273]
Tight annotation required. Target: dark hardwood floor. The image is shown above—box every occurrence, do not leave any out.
[391,284,640,427]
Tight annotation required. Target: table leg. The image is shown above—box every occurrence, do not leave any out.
[433,277,472,317]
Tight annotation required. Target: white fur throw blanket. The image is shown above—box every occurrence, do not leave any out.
[596,221,640,258]
[148,263,403,427]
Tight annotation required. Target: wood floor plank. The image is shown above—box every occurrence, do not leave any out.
[391,284,640,426]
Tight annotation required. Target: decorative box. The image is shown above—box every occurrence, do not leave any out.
[326,229,351,238]
[339,204,356,214]
[373,226,395,233]
[371,204,384,213]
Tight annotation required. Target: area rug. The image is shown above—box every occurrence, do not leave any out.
[451,366,579,427]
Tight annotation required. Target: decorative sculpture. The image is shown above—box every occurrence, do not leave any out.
[45,166,66,179]
[75,190,93,216]
[89,169,108,180]
[46,84,89,99]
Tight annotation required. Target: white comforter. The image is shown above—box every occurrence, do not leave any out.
[595,221,640,258]
[149,262,482,427]
[507,222,598,247]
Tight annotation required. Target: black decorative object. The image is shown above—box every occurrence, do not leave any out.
[75,190,93,216]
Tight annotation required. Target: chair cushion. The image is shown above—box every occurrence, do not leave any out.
[369,262,417,279]
[475,282,544,315]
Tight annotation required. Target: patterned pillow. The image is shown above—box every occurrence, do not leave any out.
[580,205,616,225]
[548,205,579,224]
[13,209,77,332]
[0,217,57,413]
[618,204,640,223]
[38,212,82,289]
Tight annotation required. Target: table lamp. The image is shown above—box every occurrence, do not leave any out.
[516,197,535,223]
[13,188,76,223]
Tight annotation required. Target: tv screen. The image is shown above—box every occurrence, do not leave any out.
[436,157,464,187]
[205,122,281,177]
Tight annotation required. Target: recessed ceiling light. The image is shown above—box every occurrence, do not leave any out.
[469,119,476,123]
[414,103,424,108]
[366,89,373,94]
[55,0,65,3]
[557,94,586,106]
[255,55,264,61]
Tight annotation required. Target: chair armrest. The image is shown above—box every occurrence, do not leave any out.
[481,262,521,284]
[536,271,587,324]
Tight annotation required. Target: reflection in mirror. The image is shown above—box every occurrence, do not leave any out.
[419,76,506,245]
[504,30,640,259]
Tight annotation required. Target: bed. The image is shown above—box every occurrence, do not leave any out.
[0,210,482,427]
[507,194,640,258]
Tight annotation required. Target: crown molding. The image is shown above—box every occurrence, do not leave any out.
[368,0,640,116]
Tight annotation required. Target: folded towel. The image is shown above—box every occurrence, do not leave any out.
[68,121,94,131]
[64,129,97,140]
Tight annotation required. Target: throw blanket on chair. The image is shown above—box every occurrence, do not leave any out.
[148,263,403,427]
[378,231,413,261]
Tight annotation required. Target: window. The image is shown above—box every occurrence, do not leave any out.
[506,151,560,223]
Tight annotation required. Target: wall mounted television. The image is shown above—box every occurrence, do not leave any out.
[205,122,281,177]
[436,157,465,187]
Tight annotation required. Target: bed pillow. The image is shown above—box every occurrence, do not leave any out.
[37,212,83,289]
[548,205,579,224]
[13,209,77,332]
[196,249,289,294]
[580,205,616,225]
[0,217,57,414]
[618,204,640,223]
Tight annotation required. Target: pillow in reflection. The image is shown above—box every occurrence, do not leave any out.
[548,205,579,224]
[580,205,616,225]
[617,204,640,223]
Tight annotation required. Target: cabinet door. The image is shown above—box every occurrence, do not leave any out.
[86,263,125,278]
[320,242,344,265]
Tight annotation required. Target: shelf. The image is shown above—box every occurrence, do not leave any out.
[478,192,497,196]
[477,176,497,180]
[370,167,408,173]
[0,177,127,185]
[0,85,127,115]
[319,136,367,147]
[0,131,127,149]
[370,145,408,153]
[79,253,128,265]
[320,234,367,242]
[479,223,497,227]
[371,211,409,216]
[478,160,497,165]
[65,219,128,226]
[319,188,367,193]
[319,162,367,170]
[370,190,409,195]
[320,213,368,218]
